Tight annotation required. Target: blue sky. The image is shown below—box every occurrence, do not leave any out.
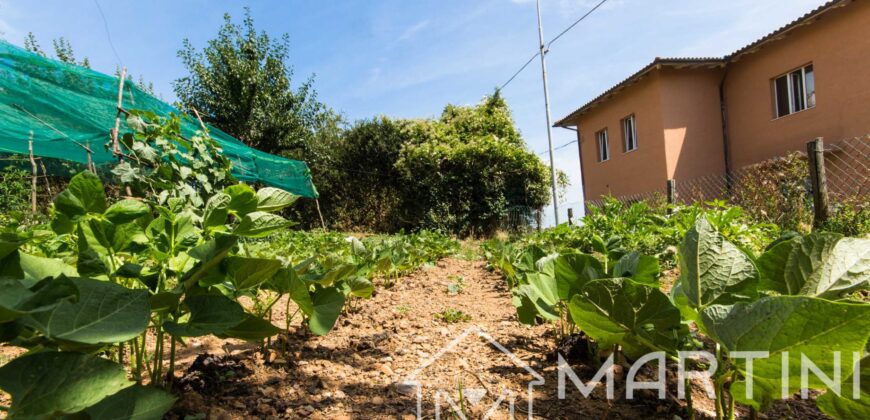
[0,0,825,225]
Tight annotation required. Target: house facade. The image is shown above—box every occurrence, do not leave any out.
[555,0,870,202]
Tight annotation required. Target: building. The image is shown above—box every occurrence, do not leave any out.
[554,0,870,203]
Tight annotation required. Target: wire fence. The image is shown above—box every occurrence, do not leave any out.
[585,135,870,231]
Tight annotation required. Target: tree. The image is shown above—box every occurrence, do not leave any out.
[173,8,329,158]
[23,33,91,68]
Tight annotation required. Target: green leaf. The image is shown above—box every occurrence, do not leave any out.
[309,286,345,336]
[28,277,150,345]
[284,269,314,317]
[515,272,560,321]
[103,199,150,224]
[0,233,24,260]
[677,217,758,310]
[816,355,870,419]
[553,253,604,301]
[612,251,659,286]
[163,294,246,337]
[18,252,78,282]
[568,278,687,358]
[233,212,291,238]
[53,171,107,218]
[184,235,237,288]
[225,184,259,216]
[0,352,132,419]
[256,187,299,212]
[218,314,282,341]
[346,276,374,298]
[0,276,78,323]
[224,256,283,290]
[79,384,176,420]
[202,192,231,228]
[757,233,870,298]
[701,296,870,409]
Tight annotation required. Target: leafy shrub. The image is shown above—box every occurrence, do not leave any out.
[0,166,31,216]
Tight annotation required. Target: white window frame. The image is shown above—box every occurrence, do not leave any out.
[596,129,610,162]
[622,114,638,152]
[774,63,815,118]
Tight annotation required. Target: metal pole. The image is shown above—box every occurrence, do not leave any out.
[536,0,560,225]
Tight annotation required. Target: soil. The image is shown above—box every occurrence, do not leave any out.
[0,256,831,419]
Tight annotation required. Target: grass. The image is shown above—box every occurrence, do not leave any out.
[394,305,412,314]
[435,308,472,323]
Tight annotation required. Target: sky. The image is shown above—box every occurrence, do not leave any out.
[0,0,827,226]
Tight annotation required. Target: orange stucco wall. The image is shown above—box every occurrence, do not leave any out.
[724,1,870,168]
[573,71,668,199]
[659,67,727,181]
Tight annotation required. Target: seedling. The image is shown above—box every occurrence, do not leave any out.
[436,308,471,323]
[447,275,466,295]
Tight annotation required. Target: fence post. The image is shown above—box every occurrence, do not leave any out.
[806,138,829,228]
[666,179,676,214]
[567,208,574,226]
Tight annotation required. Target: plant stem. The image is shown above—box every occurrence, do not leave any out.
[167,336,176,387]
[685,377,695,420]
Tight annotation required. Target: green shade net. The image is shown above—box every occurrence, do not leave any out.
[0,40,318,198]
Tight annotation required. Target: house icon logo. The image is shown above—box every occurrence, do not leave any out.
[399,326,545,419]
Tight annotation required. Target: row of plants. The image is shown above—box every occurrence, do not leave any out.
[0,112,458,419]
[486,205,869,419]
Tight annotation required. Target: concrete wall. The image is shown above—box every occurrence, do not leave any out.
[725,1,870,168]
[573,71,668,199]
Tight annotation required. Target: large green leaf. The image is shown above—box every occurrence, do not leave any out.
[53,171,107,218]
[816,355,870,419]
[612,251,659,286]
[28,277,150,345]
[515,272,560,321]
[256,187,299,212]
[103,199,150,224]
[0,233,24,260]
[0,352,132,419]
[309,286,345,336]
[78,384,176,420]
[18,252,78,282]
[0,276,77,323]
[568,278,687,358]
[225,184,259,216]
[233,212,291,238]
[163,294,246,337]
[224,256,283,290]
[701,296,870,409]
[553,253,604,301]
[283,269,314,317]
[678,217,758,310]
[202,192,231,228]
[757,233,870,298]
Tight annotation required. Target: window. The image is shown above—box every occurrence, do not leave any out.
[596,129,610,162]
[774,64,815,118]
[622,114,637,152]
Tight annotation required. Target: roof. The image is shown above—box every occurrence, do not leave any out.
[554,0,851,127]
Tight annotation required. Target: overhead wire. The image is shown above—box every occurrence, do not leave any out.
[93,0,124,66]
[498,0,610,90]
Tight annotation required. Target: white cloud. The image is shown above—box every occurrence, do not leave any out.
[398,19,430,42]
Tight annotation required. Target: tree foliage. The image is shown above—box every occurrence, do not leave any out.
[173,8,330,158]
[316,92,551,236]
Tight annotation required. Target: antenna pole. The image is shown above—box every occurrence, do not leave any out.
[536,0,560,225]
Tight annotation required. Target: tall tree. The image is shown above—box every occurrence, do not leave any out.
[173,8,327,157]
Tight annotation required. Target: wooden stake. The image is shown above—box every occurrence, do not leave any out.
[666,179,676,214]
[39,159,52,196]
[191,107,209,133]
[112,68,133,196]
[28,131,37,213]
[112,67,127,156]
[315,198,326,230]
[807,138,830,228]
